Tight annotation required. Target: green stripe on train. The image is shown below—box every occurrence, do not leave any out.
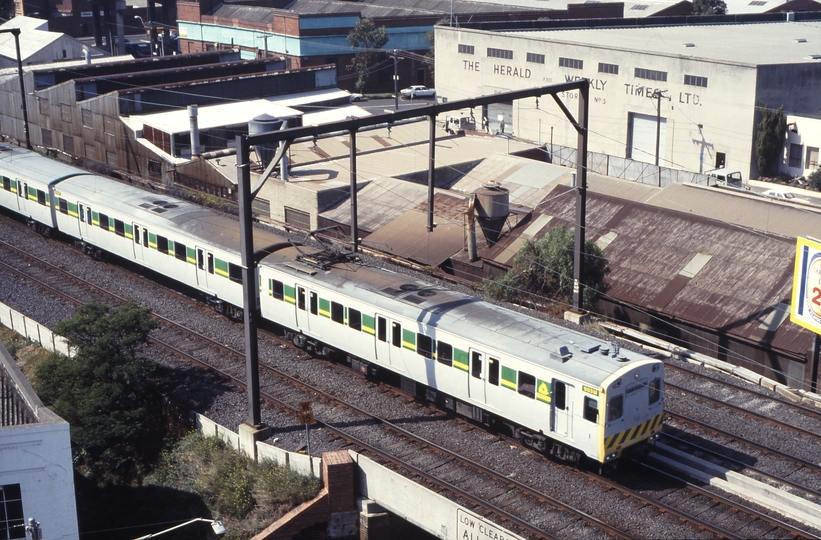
[214,259,229,278]
[319,298,330,318]
[362,314,375,335]
[501,366,517,390]
[453,348,469,371]
[187,246,196,264]
[402,328,416,351]
[283,285,296,304]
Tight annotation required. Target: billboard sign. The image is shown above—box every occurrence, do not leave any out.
[791,236,821,334]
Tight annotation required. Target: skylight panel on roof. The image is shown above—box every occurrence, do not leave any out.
[630,4,649,9]
[748,1,767,5]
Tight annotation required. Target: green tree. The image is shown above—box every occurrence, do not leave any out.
[809,168,821,192]
[35,301,162,483]
[692,0,727,14]
[754,102,787,178]
[484,226,608,311]
[346,17,389,93]
[424,19,449,82]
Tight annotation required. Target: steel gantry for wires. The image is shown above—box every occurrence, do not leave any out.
[234,80,590,428]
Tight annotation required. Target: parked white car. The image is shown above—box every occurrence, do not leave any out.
[349,93,364,102]
[762,189,806,202]
[400,85,435,99]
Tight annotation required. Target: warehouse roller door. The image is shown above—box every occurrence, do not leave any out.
[628,113,666,164]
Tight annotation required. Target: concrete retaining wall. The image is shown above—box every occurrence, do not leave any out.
[0,302,72,357]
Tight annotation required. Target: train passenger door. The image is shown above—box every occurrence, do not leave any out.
[551,380,574,439]
[374,315,391,365]
[195,247,212,289]
[133,224,145,263]
[17,180,26,213]
[295,286,316,333]
[78,203,90,239]
[468,349,486,403]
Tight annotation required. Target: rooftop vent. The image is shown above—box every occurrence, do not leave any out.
[684,43,695,47]
[796,38,808,43]
[748,0,767,5]
[630,4,648,9]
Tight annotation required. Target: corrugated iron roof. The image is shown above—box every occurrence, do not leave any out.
[362,209,465,266]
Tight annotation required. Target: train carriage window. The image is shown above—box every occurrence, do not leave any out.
[310,292,318,315]
[649,378,661,405]
[518,372,536,399]
[271,280,284,300]
[331,302,344,324]
[114,219,125,237]
[391,322,401,348]
[228,263,243,284]
[2,176,9,191]
[417,334,433,359]
[488,358,499,386]
[377,317,387,342]
[207,253,214,274]
[58,198,68,215]
[297,288,306,310]
[554,381,567,410]
[583,397,598,423]
[157,235,169,254]
[175,242,186,262]
[471,351,482,379]
[608,395,623,422]
[437,341,453,366]
[99,213,109,231]
[37,189,46,206]
[348,308,361,331]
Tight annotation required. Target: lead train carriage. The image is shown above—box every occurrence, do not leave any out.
[0,146,664,466]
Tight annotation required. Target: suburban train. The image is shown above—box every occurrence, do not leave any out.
[0,145,664,467]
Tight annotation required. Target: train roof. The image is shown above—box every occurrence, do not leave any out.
[261,246,659,386]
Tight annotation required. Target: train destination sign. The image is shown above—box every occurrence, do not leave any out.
[457,509,523,540]
[790,236,821,334]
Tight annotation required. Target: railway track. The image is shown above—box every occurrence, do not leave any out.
[2,217,820,538]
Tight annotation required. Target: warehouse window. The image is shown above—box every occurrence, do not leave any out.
[391,322,401,348]
[84,143,95,159]
[649,378,661,404]
[348,308,361,331]
[228,262,243,284]
[60,103,72,122]
[684,74,708,87]
[487,47,513,59]
[331,301,344,324]
[63,134,75,154]
[458,44,474,54]
[0,483,25,540]
[41,128,52,147]
[790,143,803,168]
[175,241,186,261]
[284,206,310,230]
[437,341,453,367]
[148,160,162,179]
[559,57,583,69]
[634,67,667,81]
[99,213,109,231]
[807,147,819,170]
[81,108,93,127]
[488,358,499,386]
[526,52,545,64]
[271,279,284,300]
[598,62,619,74]
[583,397,598,423]
[157,235,169,254]
[417,333,433,359]
[114,218,125,237]
[518,371,535,399]
[608,395,623,421]
[39,98,50,116]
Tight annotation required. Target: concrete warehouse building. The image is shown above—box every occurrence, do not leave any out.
[434,13,821,181]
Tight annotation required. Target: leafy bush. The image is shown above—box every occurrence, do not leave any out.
[809,169,821,192]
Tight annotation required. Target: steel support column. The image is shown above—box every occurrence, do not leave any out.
[572,82,589,312]
[350,129,358,253]
[427,115,436,232]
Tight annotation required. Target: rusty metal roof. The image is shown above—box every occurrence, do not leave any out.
[535,184,813,356]
[362,209,465,266]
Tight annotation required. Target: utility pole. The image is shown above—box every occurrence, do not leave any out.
[392,50,399,111]
[572,82,589,312]
[653,89,666,186]
[0,29,31,150]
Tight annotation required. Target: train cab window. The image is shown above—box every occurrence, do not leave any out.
[649,378,661,405]
[417,334,432,359]
[207,253,214,274]
[554,381,567,410]
[518,372,536,399]
[157,235,169,254]
[608,395,623,422]
[99,213,109,231]
[488,358,499,386]
[297,288,306,310]
[437,341,453,366]
[2,176,9,191]
[271,279,284,300]
[583,397,598,423]
[134,225,141,244]
[331,302,344,324]
[175,242,186,262]
[471,351,482,379]
[114,219,125,237]
[391,322,401,348]
[228,263,243,284]
[37,189,46,206]
[377,317,387,342]
[310,292,318,315]
[58,198,68,215]
[348,308,361,331]
[79,204,85,222]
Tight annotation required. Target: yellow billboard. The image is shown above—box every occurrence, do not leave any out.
[791,236,821,334]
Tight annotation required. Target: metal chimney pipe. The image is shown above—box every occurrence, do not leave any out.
[188,105,201,157]
[83,47,90,65]
[467,194,477,262]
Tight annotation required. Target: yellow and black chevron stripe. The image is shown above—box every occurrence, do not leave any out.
[605,413,663,453]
